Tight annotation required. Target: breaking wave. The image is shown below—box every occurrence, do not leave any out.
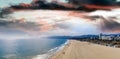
[32,40,69,59]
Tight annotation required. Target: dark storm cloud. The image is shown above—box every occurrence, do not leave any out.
[99,17,120,31]
[0,8,13,18]
[56,23,71,29]
[69,0,117,5]
[90,0,116,6]
[0,20,41,34]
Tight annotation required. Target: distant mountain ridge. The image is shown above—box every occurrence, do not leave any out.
[49,33,120,40]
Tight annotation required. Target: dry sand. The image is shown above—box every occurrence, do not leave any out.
[50,40,120,59]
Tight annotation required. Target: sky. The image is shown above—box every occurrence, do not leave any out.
[0,0,120,8]
[0,0,68,8]
[0,0,32,8]
[0,0,120,38]
[117,0,120,1]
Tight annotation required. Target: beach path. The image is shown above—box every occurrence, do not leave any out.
[50,40,120,59]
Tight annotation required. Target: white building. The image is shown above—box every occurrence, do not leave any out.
[99,33,112,40]
[101,36,112,40]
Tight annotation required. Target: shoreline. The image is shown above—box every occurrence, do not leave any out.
[47,40,69,59]
[33,40,69,59]
[50,40,120,59]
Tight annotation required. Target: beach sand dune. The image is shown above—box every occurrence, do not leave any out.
[50,40,120,59]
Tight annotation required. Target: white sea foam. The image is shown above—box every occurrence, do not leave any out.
[32,40,69,59]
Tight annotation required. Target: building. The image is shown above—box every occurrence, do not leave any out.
[99,33,113,40]
[99,33,120,40]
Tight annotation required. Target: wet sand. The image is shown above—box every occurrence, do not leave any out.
[50,40,120,59]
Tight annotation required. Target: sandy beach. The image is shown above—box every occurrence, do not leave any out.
[50,40,120,59]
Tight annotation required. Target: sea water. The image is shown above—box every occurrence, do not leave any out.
[0,38,67,59]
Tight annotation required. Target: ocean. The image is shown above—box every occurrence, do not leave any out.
[0,38,67,59]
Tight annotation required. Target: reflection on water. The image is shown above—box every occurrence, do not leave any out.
[0,39,67,59]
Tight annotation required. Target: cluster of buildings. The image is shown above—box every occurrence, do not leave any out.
[87,33,120,41]
[99,33,120,41]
